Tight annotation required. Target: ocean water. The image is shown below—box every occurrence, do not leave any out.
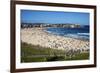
[46,27,90,40]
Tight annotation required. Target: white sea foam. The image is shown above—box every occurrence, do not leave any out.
[64,34,89,40]
[77,33,89,36]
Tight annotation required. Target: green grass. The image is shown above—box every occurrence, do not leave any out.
[65,53,89,60]
[21,42,89,63]
[21,57,47,62]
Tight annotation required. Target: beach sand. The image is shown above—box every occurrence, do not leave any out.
[21,28,89,52]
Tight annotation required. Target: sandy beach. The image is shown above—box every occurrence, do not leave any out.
[21,28,89,52]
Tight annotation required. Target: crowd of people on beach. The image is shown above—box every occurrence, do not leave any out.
[21,28,89,53]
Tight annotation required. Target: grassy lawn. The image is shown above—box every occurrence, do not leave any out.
[21,42,89,63]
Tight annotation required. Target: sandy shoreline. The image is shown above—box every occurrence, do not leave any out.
[21,28,89,52]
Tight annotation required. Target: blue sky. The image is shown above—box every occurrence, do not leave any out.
[21,10,90,25]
